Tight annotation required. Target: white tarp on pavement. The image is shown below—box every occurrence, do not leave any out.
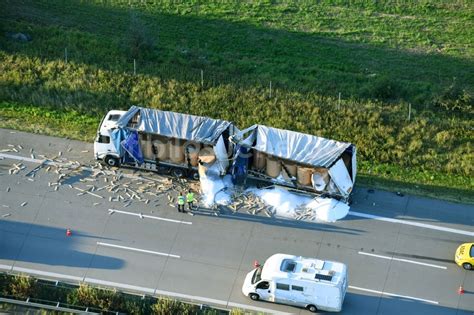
[249,187,349,222]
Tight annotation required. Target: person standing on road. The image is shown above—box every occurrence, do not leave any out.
[177,192,185,213]
[186,190,195,211]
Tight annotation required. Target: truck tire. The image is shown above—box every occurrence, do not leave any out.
[463,263,472,270]
[249,293,259,301]
[306,305,318,313]
[189,170,199,181]
[105,156,119,167]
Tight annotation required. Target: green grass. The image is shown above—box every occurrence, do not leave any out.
[0,101,98,141]
[0,1,473,202]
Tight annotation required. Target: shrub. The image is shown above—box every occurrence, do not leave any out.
[151,298,196,315]
[9,275,37,299]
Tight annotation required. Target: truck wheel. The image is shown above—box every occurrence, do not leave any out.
[190,171,199,181]
[307,305,318,313]
[463,263,472,270]
[105,156,119,167]
[171,168,185,178]
[249,293,259,301]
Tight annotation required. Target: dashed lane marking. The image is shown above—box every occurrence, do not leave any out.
[358,251,447,270]
[96,242,180,258]
[349,285,439,304]
[108,209,192,225]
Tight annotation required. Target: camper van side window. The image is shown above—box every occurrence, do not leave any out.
[292,285,304,292]
[276,283,290,291]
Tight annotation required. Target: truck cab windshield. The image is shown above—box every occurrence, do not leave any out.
[251,266,263,284]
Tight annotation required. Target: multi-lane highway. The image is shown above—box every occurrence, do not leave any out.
[0,129,473,314]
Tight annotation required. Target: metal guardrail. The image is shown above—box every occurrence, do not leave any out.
[1,272,231,314]
[0,297,100,314]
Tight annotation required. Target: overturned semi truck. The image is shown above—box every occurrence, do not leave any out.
[93,106,238,179]
[229,124,356,203]
[94,106,356,203]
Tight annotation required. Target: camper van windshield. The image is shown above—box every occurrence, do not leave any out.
[251,266,263,284]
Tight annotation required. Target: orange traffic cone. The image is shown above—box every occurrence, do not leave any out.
[66,229,72,237]
[458,286,465,295]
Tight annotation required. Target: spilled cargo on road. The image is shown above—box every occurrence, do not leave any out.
[93,106,356,205]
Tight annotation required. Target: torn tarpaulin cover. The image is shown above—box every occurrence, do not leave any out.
[121,130,144,164]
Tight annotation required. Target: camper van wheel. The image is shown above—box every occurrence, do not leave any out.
[105,156,119,167]
[249,293,259,301]
[306,305,318,313]
[171,168,185,178]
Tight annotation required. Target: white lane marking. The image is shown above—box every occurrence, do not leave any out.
[349,211,474,237]
[109,209,192,225]
[96,242,180,259]
[0,264,13,272]
[227,302,292,314]
[358,251,447,270]
[11,266,84,282]
[349,285,439,304]
[0,153,57,165]
[85,277,155,294]
[0,263,291,314]
[0,153,168,183]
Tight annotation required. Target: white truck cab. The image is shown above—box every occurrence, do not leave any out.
[242,253,348,313]
[93,110,126,166]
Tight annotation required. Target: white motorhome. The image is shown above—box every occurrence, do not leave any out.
[242,253,348,313]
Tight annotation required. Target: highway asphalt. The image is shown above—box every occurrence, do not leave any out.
[0,129,473,314]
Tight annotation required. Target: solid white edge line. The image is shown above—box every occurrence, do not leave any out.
[109,209,192,225]
[0,153,56,165]
[0,153,169,184]
[358,251,447,270]
[349,211,474,237]
[0,264,13,272]
[96,242,180,258]
[85,277,155,294]
[227,302,293,314]
[0,263,291,314]
[349,285,439,304]
[11,266,84,282]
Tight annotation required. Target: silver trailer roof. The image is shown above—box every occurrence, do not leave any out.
[117,106,234,145]
[231,124,353,168]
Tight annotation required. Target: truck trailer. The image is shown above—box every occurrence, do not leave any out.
[94,106,356,203]
[93,106,237,179]
[229,124,356,203]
